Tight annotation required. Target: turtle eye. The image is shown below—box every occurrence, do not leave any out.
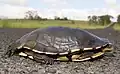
[107,43,113,48]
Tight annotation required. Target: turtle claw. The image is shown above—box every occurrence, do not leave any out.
[44,57,54,65]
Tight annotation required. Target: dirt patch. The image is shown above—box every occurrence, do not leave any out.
[0,28,120,74]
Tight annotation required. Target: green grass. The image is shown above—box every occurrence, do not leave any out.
[0,19,120,30]
[113,24,120,30]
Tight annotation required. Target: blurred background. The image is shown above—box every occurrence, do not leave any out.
[0,0,119,29]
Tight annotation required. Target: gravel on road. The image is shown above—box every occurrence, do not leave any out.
[0,28,120,74]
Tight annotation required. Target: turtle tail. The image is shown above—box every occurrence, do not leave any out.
[4,45,14,58]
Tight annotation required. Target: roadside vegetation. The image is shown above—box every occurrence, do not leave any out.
[0,10,120,30]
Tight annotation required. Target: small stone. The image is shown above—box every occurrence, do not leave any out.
[105,53,115,57]
[38,69,45,74]
[30,70,38,74]
[45,68,57,74]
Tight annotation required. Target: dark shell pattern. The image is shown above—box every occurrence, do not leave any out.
[6,26,113,64]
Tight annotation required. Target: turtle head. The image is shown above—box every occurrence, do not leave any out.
[93,37,113,52]
[100,38,113,52]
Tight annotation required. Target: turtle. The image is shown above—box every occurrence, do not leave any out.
[5,23,115,64]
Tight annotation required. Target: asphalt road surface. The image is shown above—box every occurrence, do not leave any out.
[0,28,119,74]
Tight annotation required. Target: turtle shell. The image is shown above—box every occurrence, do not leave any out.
[6,27,112,64]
